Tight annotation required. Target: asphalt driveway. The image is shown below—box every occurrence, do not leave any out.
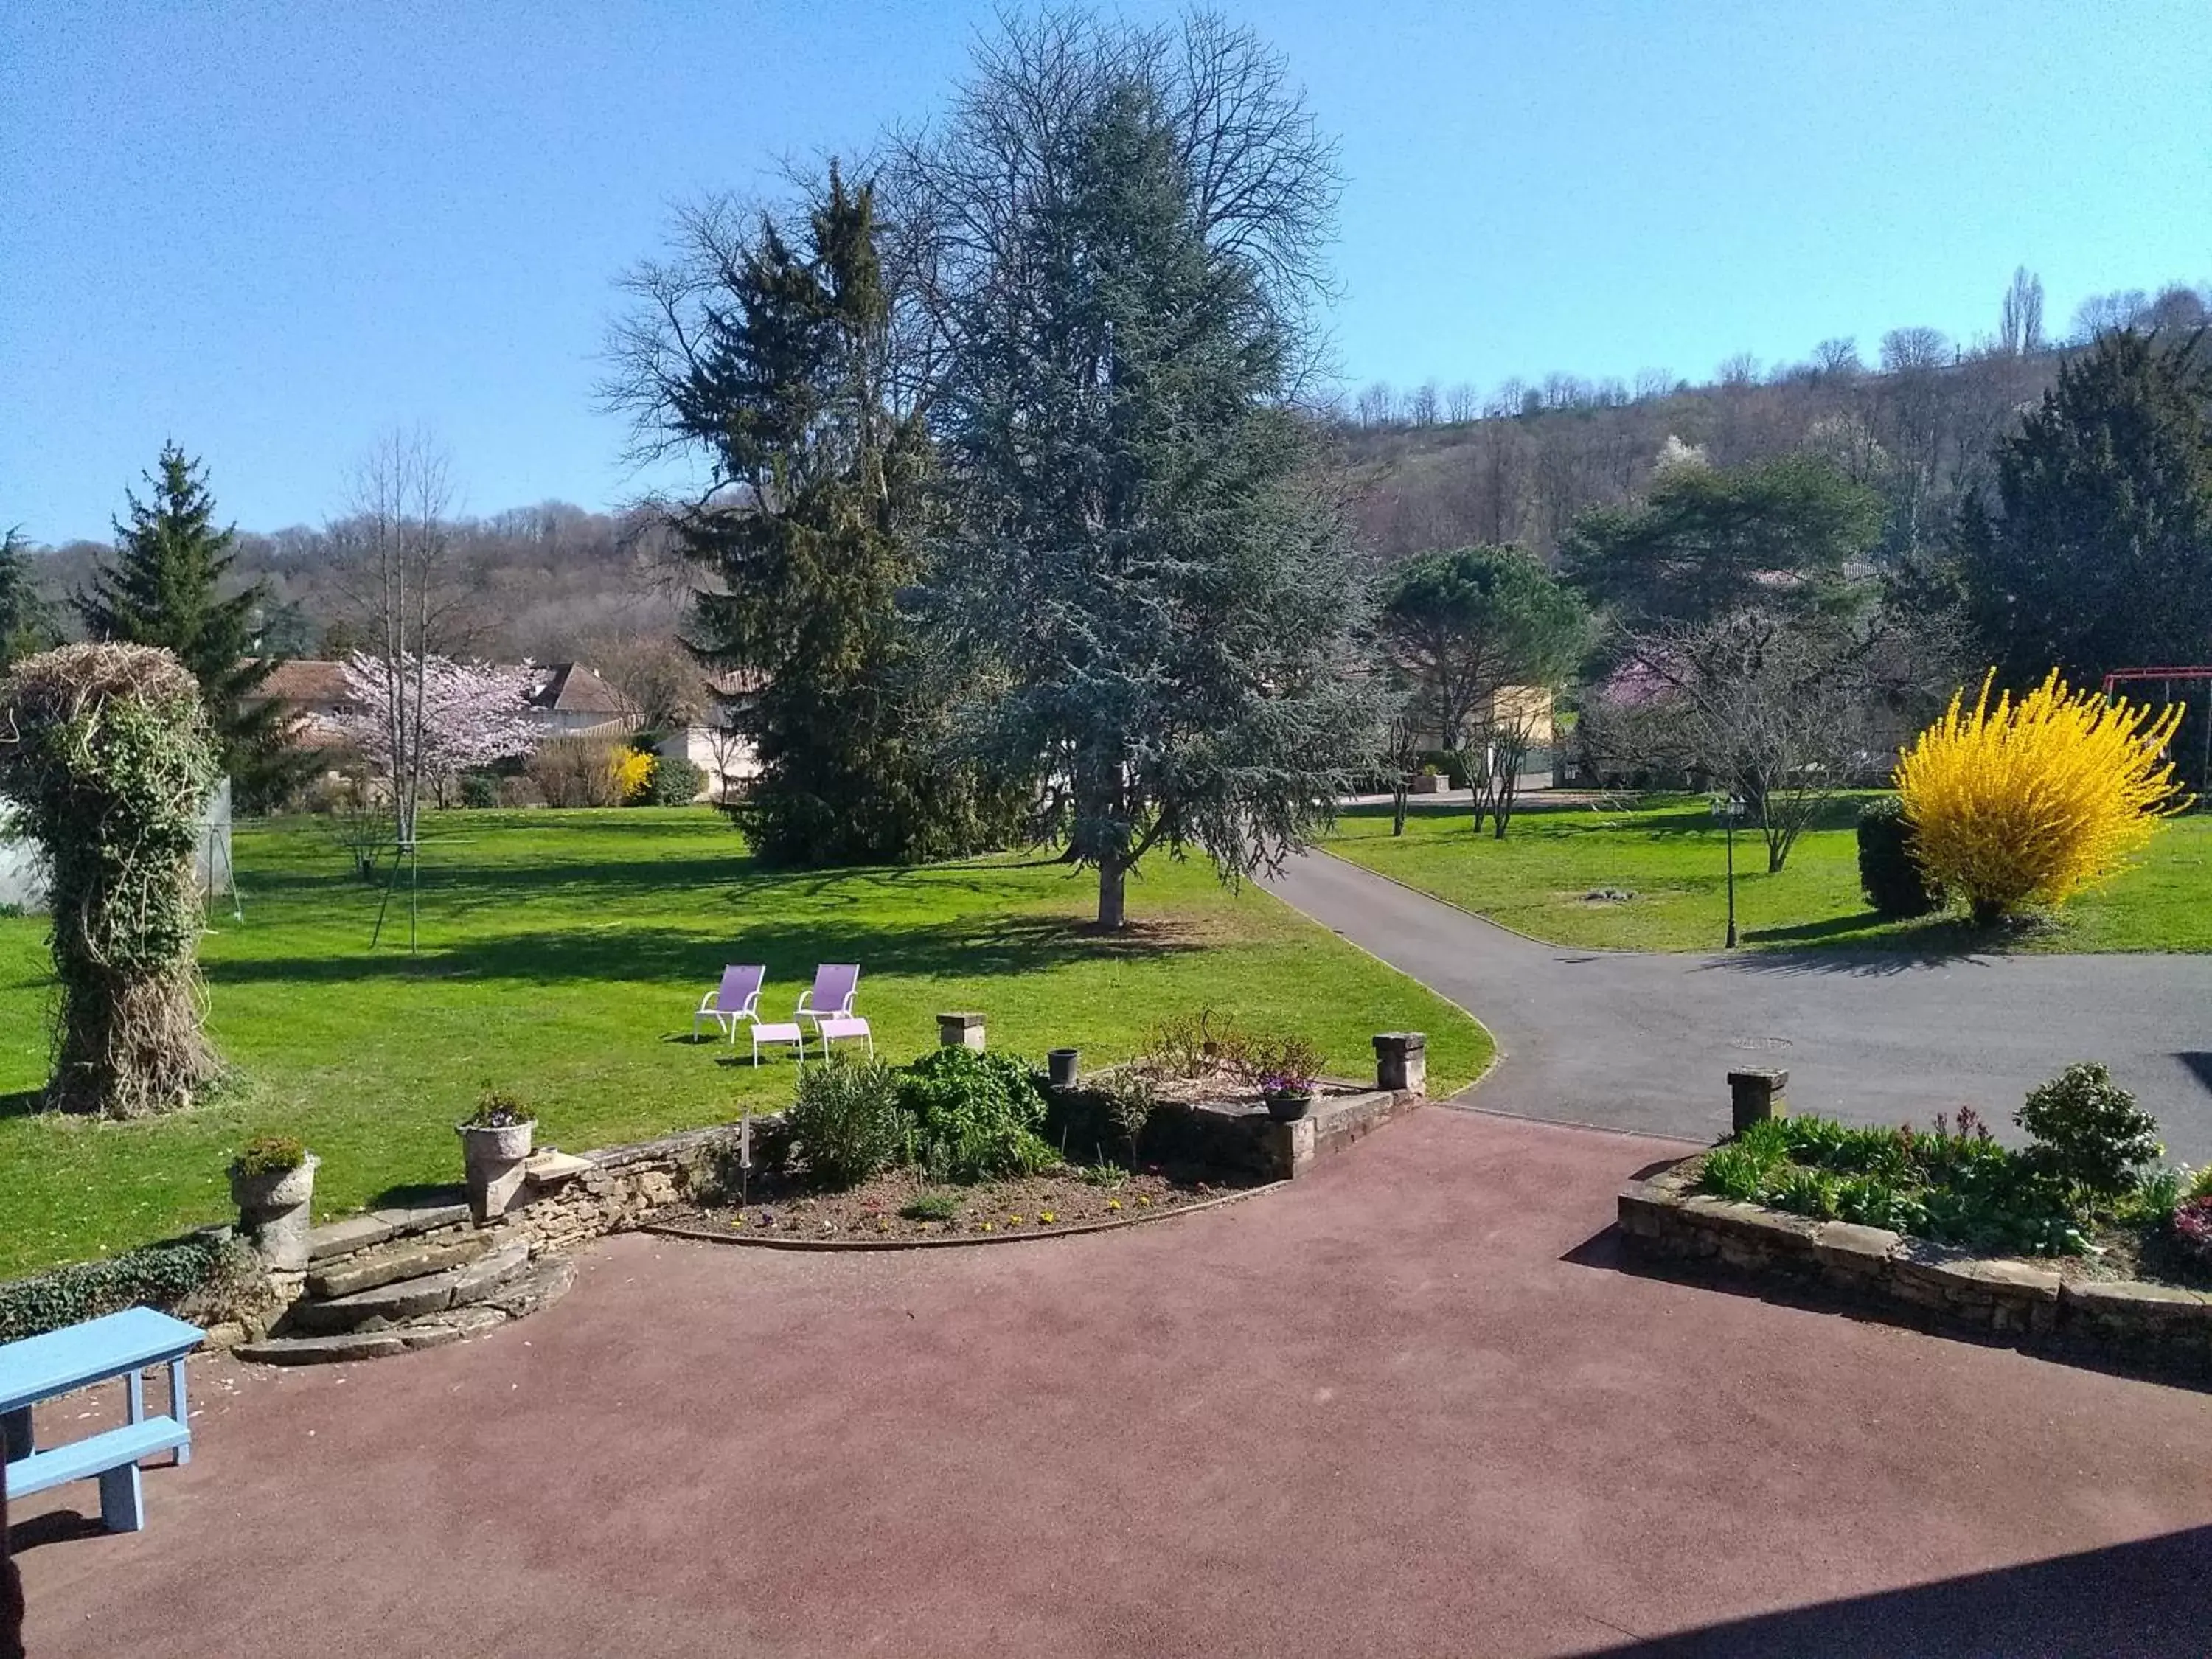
[14,1108,2212,1658]
[1266,850,2212,1162]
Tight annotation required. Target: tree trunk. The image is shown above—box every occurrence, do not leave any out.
[1391,783,1408,836]
[1097,855,1128,931]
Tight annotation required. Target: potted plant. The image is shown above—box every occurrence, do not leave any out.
[229,1135,318,1211]
[458,1089,536,1166]
[1259,1069,1318,1121]
[1408,765,1441,795]
[1245,1033,1324,1121]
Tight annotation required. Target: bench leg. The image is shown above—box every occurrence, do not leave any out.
[170,1357,191,1466]
[97,1459,146,1532]
[1,1404,30,1461]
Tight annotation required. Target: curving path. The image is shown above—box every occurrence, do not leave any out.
[1265,850,2212,1163]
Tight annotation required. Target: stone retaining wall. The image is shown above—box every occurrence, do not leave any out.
[1618,1156,2212,1380]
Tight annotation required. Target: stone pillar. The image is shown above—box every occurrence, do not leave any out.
[936,1012,987,1051]
[1728,1068,1789,1133]
[1047,1048,1081,1089]
[1373,1032,1427,1094]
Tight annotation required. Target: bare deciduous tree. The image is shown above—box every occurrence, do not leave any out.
[2000,266,2045,355]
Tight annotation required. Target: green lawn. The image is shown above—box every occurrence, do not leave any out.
[1325,793,2212,954]
[0,808,1491,1279]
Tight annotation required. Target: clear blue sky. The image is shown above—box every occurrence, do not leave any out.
[4,0,2206,542]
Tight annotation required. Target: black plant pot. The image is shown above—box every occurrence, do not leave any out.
[1264,1091,1314,1123]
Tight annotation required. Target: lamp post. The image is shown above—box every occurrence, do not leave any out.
[1711,793,1745,948]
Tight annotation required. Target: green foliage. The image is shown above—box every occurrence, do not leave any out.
[644,755,702,805]
[0,526,58,674]
[2117,1166,2188,1228]
[230,1135,306,1178]
[0,644,223,1116]
[1697,1144,1773,1202]
[899,1191,961,1222]
[1078,1161,1130,1188]
[788,1054,906,1189]
[935,79,1374,928]
[1561,453,1882,635]
[1856,796,1940,919]
[0,1233,244,1343]
[459,771,501,809]
[1766,1164,1841,1220]
[1376,546,1587,748]
[2015,1062,2163,1197]
[897,1048,1053,1183]
[664,169,1021,867]
[74,443,307,810]
[463,1090,531,1129]
[1958,330,2212,693]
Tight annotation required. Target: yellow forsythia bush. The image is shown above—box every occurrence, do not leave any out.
[1897,669,2186,925]
[614,748,655,804]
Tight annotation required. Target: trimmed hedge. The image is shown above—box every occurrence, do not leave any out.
[1857,796,1940,918]
[0,1232,250,1343]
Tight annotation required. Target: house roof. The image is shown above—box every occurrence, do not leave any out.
[526,662,634,717]
[254,659,355,707]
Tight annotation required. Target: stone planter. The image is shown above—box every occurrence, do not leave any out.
[1407,773,1442,795]
[1264,1091,1314,1123]
[232,1152,319,1271]
[457,1120,536,1164]
[459,1120,536,1222]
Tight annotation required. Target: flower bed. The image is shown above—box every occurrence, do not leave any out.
[1618,1064,2212,1378]
[658,1160,1262,1245]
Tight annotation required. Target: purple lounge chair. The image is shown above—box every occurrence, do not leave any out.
[796,964,871,1055]
[693,964,766,1044]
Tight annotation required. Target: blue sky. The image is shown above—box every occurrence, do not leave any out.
[3,0,2206,541]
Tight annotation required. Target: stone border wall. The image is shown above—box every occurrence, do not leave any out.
[1618,1156,2212,1380]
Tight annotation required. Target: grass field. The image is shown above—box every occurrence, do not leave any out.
[1324,793,2212,955]
[0,808,1491,1279]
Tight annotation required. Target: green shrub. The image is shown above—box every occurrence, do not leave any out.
[230,1135,307,1179]
[1856,796,1940,918]
[2016,1062,2163,1197]
[0,1234,247,1343]
[645,755,703,805]
[897,1048,1053,1183]
[789,1055,905,1189]
[459,771,501,809]
[900,1191,961,1222]
[1766,1165,1841,1220]
[2118,1166,2188,1228]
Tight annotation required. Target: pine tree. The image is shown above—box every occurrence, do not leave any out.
[0,526,57,675]
[76,443,300,807]
[1958,329,2212,688]
[669,170,1021,864]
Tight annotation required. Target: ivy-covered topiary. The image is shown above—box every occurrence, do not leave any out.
[0,643,223,1116]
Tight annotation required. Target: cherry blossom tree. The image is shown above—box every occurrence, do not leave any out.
[337,651,538,839]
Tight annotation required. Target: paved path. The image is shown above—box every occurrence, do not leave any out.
[15,1109,2212,1658]
[1266,851,2212,1162]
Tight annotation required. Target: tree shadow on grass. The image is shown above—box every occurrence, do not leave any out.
[1706,912,2022,975]
[201,908,1208,991]
[0,1088,46,1121]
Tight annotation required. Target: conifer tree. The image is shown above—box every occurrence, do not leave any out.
[665,170,1021,864]
[0,527,56,675]
[77,444,298,807]
[1958,329,2212,687]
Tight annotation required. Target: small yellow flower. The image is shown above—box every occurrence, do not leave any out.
[979,1221,995,1232]
[1106,1199,1121,1211]
[1136,1195,1152,1207]
[1007,1215,1023,1226]
[1039,1211,1057,1224]
[731,1215,745,1227]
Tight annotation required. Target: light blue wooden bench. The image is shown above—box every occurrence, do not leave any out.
[1,1307,203,1533]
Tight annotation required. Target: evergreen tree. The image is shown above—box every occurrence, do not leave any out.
[1958,329,2212,687]
[668,169,1021,865]
[936,81,1374,929]
[76,444,299,805]
[1560,453,1883,635]
[1376,545,1588,749]
[0,527,57,674]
